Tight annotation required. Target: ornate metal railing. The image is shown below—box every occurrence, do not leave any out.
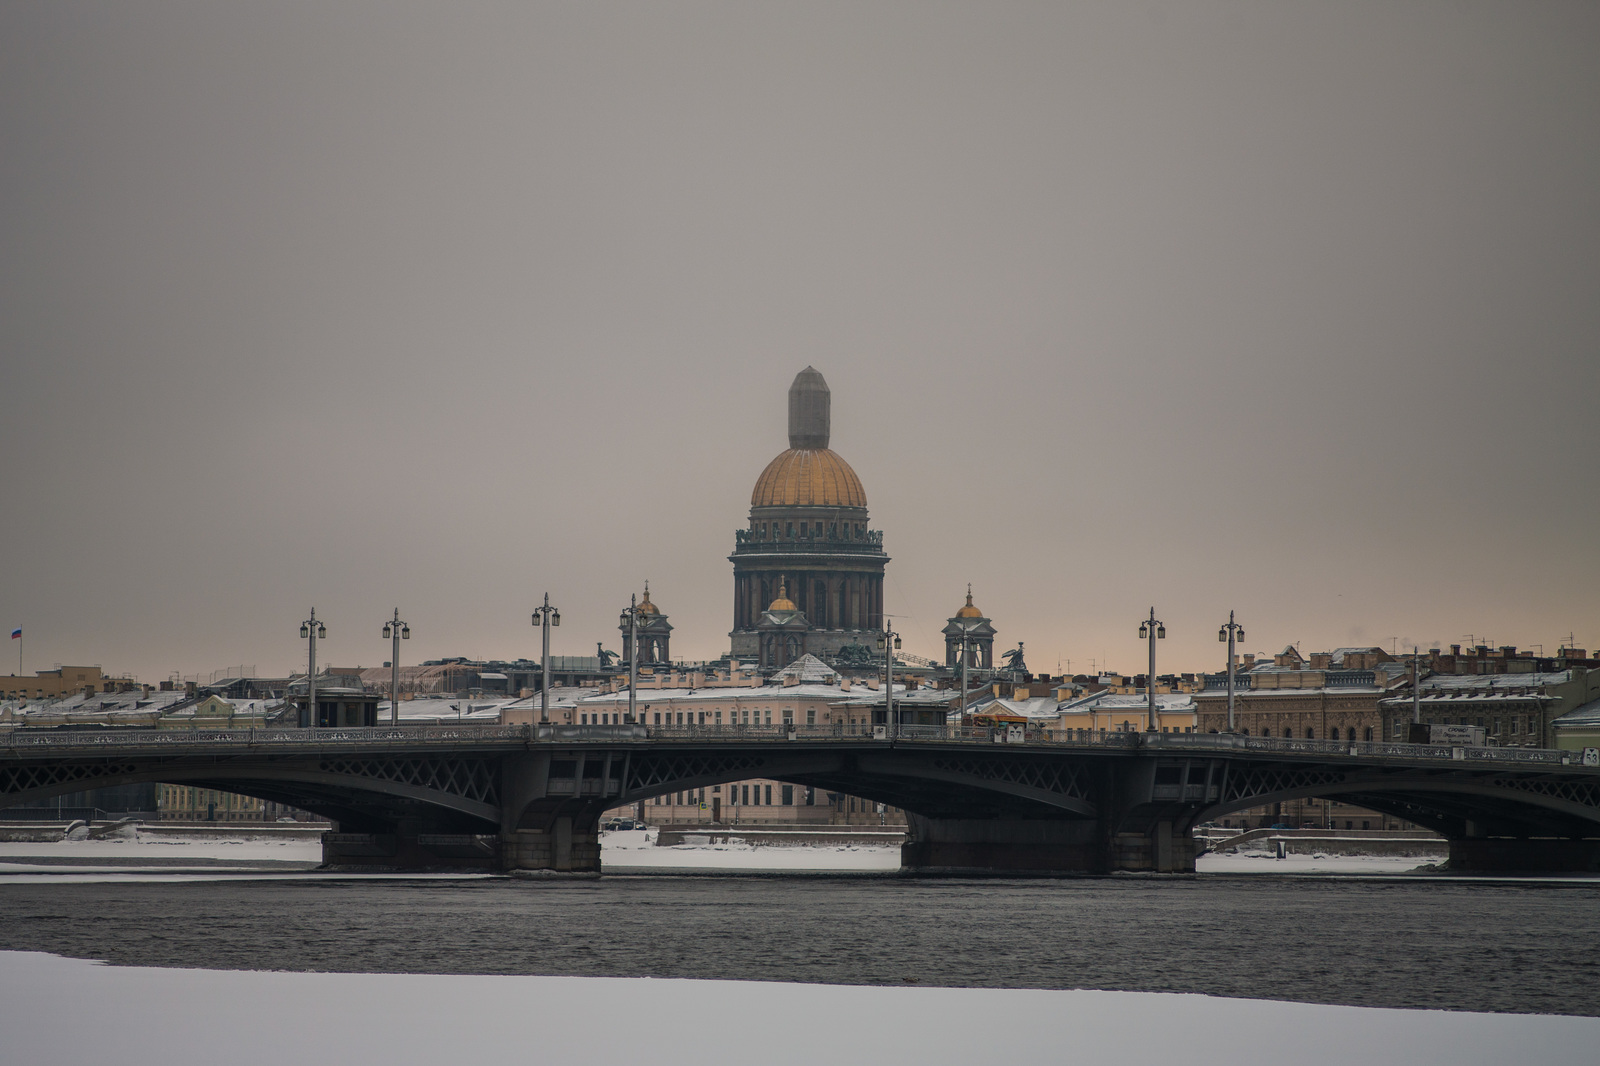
[0,722,1588,770]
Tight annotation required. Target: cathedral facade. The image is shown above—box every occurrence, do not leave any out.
[729,368,890,667]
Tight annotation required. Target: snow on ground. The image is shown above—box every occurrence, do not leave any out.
[1,950,1593,1066]
[0,835,323,864]
[1196,852,1434,875]
[601,828,900,871]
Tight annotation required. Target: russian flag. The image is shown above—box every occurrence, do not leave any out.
[10,629,19,640]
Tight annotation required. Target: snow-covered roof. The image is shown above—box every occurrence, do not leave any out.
[1554,698,1600,729]
[772,654,840,684]
[580,683,850,706]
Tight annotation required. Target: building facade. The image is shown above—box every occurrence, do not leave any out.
[729,367,890,662]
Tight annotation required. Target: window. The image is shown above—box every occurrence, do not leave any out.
[764,709,772,725]
[1306,728,1315,739]
[765,785,773,805]
[786,523,794,537]
[805,709,815,725]
[742,785,750,804]
[653,712,661,725]
[715,710,722,725]
[781,785,794,805]
[1363,727,1373,742]
[1283,728,1292,738]
[782,709,793,725]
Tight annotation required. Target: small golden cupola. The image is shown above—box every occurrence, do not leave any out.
[955,583,983,619]
[767,578,798,612]
[637,581,660,615]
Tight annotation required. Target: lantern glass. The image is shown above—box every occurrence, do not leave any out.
[1157,625,1166,639]
[1139,625,1148,639]
[300,624,309,638]
[318,625,327,638]
[532,613,541,626]
[1238,629,1245,641]
[383,626,392,639]
[401,626,410,639]
[552,612,560,627]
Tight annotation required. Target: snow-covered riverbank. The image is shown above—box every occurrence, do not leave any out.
[0,828,1456,877]
[1,950,1593,1065]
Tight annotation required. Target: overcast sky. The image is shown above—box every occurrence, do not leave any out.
[2,2,1596,684]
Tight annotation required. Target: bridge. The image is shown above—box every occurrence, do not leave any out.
[3,725,1599,874]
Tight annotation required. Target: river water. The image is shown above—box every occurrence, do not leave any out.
[1,871,1597,1016]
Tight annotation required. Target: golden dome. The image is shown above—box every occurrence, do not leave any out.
[767,579,797,612]
[955,584,983,618]
[637,582,659,615]
[751,448,867,509]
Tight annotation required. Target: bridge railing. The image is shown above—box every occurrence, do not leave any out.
[0,725,532,752]
[0,722,1586,770]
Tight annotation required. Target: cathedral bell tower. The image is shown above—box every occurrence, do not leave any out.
[729,368,889,664]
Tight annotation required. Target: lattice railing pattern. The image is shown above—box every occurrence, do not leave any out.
[929,756,1088,801]
[1222,766,1348,806]
[318,757,499,806]
[0,760,142,797]
[1490,775,1600,812]
[626,752,767,793]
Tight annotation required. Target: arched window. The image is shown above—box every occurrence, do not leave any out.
[1306,727,1315,739]
[1283,728,1292,739]
[1347,727,1357,742]
[1363,727,1373,742]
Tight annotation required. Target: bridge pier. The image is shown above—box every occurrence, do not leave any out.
[321,829,499,871]
[901,815,1196,875]
[500,817,601,874]
[1448,838,1600,873]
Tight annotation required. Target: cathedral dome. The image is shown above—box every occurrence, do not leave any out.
[751,448,867,509]
[955,585,984,619]
[636,583,660,615]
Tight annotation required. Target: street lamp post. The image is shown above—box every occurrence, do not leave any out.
[1138,607,1166,732]
[619,594,641,725]
[299,608,326,728]
[532,593,561,723]
[877,619,901,738]
[381,609,410,725]
[953,618,982,721]
[1218,611,1245,732]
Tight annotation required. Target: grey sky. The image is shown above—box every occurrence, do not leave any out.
[2,2,1596,683]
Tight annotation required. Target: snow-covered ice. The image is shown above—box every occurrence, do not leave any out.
[0,949,1593,1066]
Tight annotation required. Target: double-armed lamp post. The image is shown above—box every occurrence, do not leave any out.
[1138,607,1165,732]
[299,608,326,728]
[1218,611,1244,732]
[878,619,902,737]
[532,593,561,723]
[382,609,410,725]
